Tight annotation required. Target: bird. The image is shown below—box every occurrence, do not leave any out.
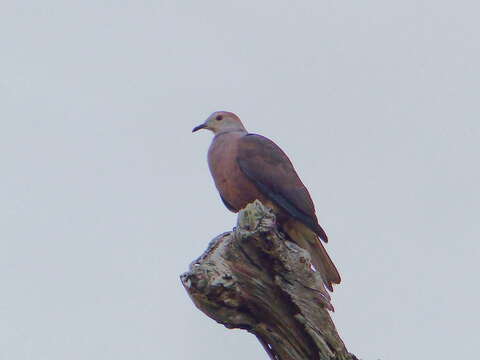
[192,111,340,299]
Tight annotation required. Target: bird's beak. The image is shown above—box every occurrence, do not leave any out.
[192,123,207,132]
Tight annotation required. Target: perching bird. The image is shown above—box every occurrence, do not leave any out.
[193,111,340,297]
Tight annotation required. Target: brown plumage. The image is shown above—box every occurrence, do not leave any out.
[193,111,341,301]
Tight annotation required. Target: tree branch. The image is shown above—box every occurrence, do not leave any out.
[181,200,358,360]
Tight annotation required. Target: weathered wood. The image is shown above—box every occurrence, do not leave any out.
[181,200,358,360]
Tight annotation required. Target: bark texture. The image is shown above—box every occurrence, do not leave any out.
[181,200,358,360]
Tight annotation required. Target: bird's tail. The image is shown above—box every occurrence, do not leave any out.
[283,219,341,294]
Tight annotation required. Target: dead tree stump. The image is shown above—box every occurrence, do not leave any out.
[181,200,358,360]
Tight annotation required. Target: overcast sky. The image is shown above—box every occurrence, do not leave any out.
[1,1,479,359]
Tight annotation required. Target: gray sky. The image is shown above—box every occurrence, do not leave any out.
[1,1,479,359]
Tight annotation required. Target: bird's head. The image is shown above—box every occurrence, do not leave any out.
[192,111,246,135]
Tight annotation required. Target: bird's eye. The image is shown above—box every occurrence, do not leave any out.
[215,115,223,121]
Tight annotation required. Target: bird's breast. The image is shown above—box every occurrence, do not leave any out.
[207,133,266,212]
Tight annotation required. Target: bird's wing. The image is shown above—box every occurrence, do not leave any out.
[237,134,328,242]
